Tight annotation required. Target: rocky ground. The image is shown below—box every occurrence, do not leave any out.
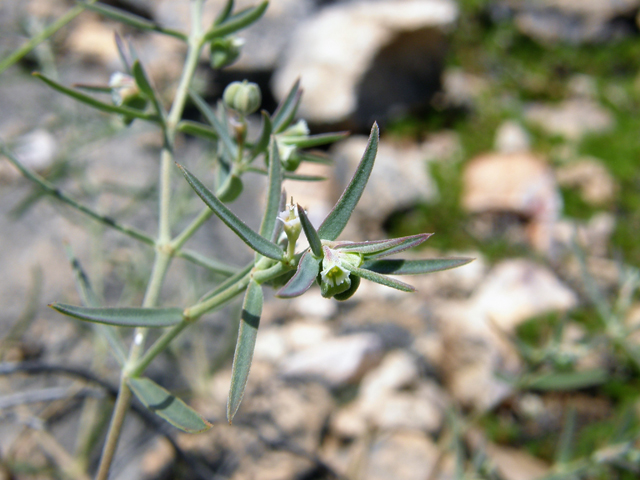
[1,0,640,479]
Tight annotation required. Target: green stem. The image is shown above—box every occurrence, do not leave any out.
[0,1,96,74]
[94,2,206,478]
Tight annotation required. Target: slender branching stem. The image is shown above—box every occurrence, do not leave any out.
[94,2,206,478]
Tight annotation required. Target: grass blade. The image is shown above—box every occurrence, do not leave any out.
[49,303,184,327]
[276,251,320,298]
[177,163,284,260]
[128,377,212,433]
[317,123,378,241]
[33,73,159,122]
[228,280,263,422]
[361,257,474,275]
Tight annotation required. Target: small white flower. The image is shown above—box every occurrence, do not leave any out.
[109,72,139,106]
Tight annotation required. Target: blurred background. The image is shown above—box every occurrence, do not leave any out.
[1,0,640,478]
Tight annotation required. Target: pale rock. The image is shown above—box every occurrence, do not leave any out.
[567,74,599,99]
[1,129,57,181]
[272,0,458,126]
[506,0,640,44]
[141,438,175,478]
[364,431,439,480]
[556,158,616,205]
[554,212,616,257]
[494,120,531,153]
[253,326,288,362]
[366,383,444,432]
[442,68,489,107]
[436,259,578,410]
[525,99,614,140]
[65,16,121,67]
[283,321,332,351]
[280,333,384,387]
[155,0,314,71]
[461,152,562,253]
[471,259,578,332]
[331,135,438,234]
[467,429,550,480]
[412,250,485,295]
[289,289,337,320]
[332,352,444,436]
[421,130,463,163]
[359,350,420,399]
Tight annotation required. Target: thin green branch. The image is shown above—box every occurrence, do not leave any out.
[0,1,96,74]
[0,143,155,246]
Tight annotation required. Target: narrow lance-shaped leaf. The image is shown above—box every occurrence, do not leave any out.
[258,136,282,240]
[228,280,263,423]
[177,120,219,142]
[85,3,186,40]
[63,244,127,365]
[523,369,608,391]
[280,131,349,149]
[556,407,577,465]
[189,90,237,159]
[115,32,133,73]
[345,265,415,293]
[131,60,154,99]
[214,0,235,24]
[177,164,284,260]
[33,73,159,122]
[276,251,321,298]
[249,111,272,162]
[297,204,323,257]
[271,79,301,133]
[0,143,155,246]
[317,123,379,241]
[128,377,212,433]
[49,303,184,327]
[204,1,268,41]
[361,257,474,275]
[335,233,432,257]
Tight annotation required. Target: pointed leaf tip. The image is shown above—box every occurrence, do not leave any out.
[128,377,211,433]
[50,303,184,327]
[317,123,379,241]
[178,163,284,261]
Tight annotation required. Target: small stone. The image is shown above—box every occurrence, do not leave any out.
[65,16,121,67]
[253,326,288,362]
[283,320,332,351]
[525,99,614,140]
[290,290,337,320]
[442,68,489,108]
[471,259,578,332]
[556,158,616,205]
[364,432,439,480]
[280,333,384,387]
[359,350,420,399]
[141,438,175,478]
[461,152,562,253]
[494,120,531,153]
[272,0,458,126]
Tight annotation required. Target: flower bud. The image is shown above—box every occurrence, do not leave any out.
[277,202,301,244]
[210,37,244,70]
[223,80,261,116]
